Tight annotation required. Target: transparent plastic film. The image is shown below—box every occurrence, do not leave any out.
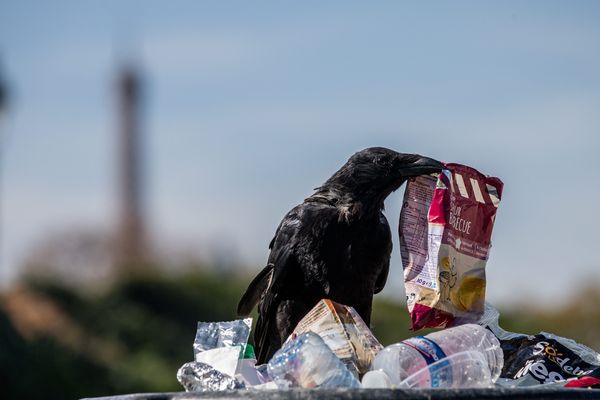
[193,318,252,357]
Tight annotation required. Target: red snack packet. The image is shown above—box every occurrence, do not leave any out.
[399,163,503,330]
[564,369,600,389]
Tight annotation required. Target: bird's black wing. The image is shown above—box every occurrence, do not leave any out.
[373,212,392,294]
[236,214,289,317]
[237,263,274,316]
[252,202,344,363]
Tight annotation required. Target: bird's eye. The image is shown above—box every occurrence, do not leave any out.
[374,156,386,166]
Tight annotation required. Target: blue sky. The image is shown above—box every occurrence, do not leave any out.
[0,1,599,307]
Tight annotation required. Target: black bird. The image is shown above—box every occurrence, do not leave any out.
[237,147,443,363]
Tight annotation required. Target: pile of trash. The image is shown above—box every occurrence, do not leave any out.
[176,300,600,391]
[177,163,600,391]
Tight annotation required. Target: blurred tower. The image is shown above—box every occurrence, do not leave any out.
[0,60,8,281]
[115,64,147,270]
[0,68,7,113]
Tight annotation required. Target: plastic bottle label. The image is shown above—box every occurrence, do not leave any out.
[402,336,451,387]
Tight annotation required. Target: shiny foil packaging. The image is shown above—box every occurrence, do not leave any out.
[177,361,245,392]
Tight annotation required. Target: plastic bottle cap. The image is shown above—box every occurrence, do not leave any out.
[362,370,392,388]
[243,343,256,359]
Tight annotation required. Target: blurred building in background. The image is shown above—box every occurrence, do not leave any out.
[20,62,152,285]
[115,64,148,271]
[0,58,10,286]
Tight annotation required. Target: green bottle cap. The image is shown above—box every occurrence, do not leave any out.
[243,343,256,359]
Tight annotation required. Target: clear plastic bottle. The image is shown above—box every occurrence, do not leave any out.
[267,331,360,389]
[370,324,503,387]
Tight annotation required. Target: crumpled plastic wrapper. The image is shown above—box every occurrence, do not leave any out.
[256,363,269,381]
[479,302,600,387]
[177,361,245,392]
[193,318,252,357]
[287,299,382,376]
[177,318,253,392]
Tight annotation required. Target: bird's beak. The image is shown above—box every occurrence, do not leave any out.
[402,155,444,177]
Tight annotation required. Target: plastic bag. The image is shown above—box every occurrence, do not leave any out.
[177,318,253,392]
[399,163,503,330]
[193,318,252,356]
[479,303,600,387]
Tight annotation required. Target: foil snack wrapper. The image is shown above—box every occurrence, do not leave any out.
[193,318,252,357]
[177,361,246,392]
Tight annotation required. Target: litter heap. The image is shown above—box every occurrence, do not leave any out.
[177,163,600,391]
[177,300,600,391]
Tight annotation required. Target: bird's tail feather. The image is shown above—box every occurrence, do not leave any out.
[255,298,310,364]
[255,314,278,364]
[237,264,274,316]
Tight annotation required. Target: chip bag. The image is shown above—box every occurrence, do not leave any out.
[399,163,503,330]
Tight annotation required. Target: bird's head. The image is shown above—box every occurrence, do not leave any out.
[315,147,443,216]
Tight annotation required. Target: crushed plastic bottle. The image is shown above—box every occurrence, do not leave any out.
[370,323,503,387]
[267,331,361,389]
[364,351,492,389]
[405,351,491,388]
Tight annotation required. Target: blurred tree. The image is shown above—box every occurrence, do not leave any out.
[22,229,115,288]
[1,268,598,399]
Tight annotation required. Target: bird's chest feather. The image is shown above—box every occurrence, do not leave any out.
[327,219,391,295]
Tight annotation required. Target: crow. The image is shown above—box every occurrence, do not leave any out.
[237,147,443,363]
